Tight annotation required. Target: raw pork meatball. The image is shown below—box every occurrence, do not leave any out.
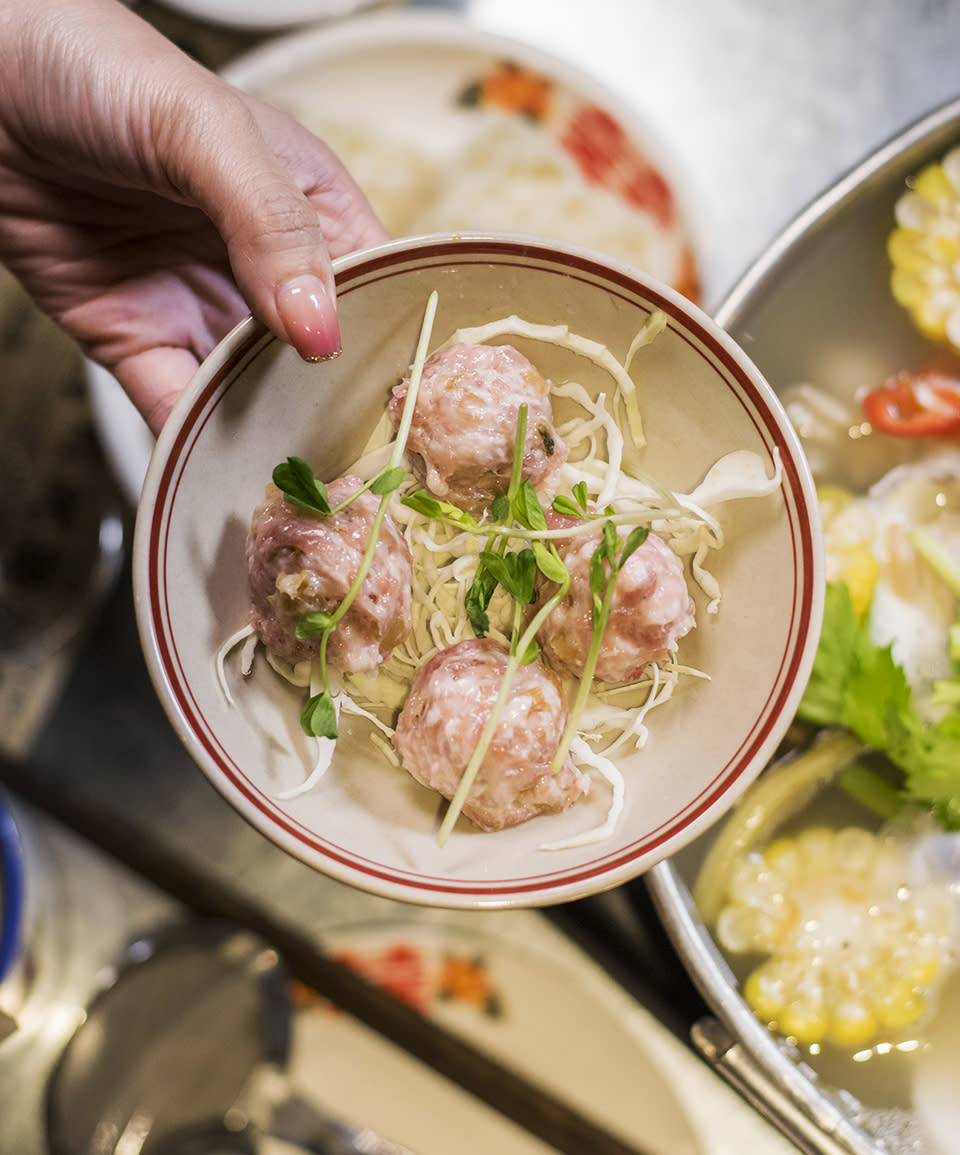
[394,638,589,831]
[538,529,695,683]
[247,475,412,674]
[389,342,567,513]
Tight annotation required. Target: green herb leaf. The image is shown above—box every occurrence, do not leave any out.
[295,611,335,639]
[478,548,537,604]
[798,580,960,820]
[301,690,338,739]
[617,526,650,571]
[401,491,481,532]
[551,495,585,519]
[573,481,589,512]
[370,466,406,496]
[273,456,331,514]
[589,544,609,603]
[507,549,537,604]
[533,540,568,586]
[476,550,512,589]
[491,493,511,523]
[465,564,497,636]
[513,479,548,532]
[519,637,540,665]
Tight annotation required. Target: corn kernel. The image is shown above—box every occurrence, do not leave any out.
[888,227,926,271]
[876,982,925,1029]
[906,954,941,987]
[781,998,829,1045]
[834,547,879,621]
[828,1002,879,1049]
[743,966,786,1023]
[914,162,955,203]
[763,837,802,874]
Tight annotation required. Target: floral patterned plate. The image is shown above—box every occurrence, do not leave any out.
[278,918,701,1155]
[223,9,701,299]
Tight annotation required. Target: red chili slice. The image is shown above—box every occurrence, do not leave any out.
[862,369,960,439]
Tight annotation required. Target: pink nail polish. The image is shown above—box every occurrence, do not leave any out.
[277,275,341,360]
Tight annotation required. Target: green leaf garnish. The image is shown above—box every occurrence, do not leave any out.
[273,456,330,514]
[370,466,406,496]
[295,610,335,639]
[491,493,511,523]
[797,580,960,824]
[479,548,537,605]
[551,495,586,519]
[532,540,568,585]
[401,491,482,533]
[465,565,497,637]
[514,478,548,532]
[301,690,338,739]
[519,638,540,665]
[618,526,650,570]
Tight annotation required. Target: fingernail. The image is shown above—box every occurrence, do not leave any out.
[276,275,341,360]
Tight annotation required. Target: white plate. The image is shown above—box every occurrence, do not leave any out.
[87,9,702,506]
[282,918,701,1155]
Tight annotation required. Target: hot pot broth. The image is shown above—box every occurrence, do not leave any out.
[688,137,960,1120]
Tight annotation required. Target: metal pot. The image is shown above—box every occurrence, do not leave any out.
[648,95,960,1155]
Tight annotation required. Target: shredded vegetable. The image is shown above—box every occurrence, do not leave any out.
[219,300,783,846]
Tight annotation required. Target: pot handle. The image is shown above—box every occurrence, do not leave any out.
[691,1017,886,1155]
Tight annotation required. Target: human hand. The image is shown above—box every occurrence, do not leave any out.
[0,0,390,433]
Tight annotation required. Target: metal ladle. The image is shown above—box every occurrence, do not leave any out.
[45,921,414,1155]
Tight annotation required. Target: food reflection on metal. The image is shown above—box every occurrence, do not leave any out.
[44,921,416,1155]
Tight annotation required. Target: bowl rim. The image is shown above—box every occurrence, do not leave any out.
[134,230,824,909]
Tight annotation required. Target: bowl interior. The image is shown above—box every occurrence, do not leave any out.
[135,235,820,908]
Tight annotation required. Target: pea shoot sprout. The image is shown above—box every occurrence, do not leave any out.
[276,289,438,742]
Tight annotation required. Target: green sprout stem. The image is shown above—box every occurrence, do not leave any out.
[300,289,438,737]
[402,501,681,541]
[549,565,618,774]
[437,574,571,847]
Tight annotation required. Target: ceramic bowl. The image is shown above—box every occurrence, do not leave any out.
[133,233,822,908]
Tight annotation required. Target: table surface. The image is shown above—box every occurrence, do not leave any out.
[5,2,960,1154]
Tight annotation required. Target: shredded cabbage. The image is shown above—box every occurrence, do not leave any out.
[218,314,783,846]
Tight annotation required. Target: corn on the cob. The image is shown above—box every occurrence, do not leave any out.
[715,825,954,1048]
[889,146,960,349]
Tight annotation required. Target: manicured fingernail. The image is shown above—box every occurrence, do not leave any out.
[277,275,341,360]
